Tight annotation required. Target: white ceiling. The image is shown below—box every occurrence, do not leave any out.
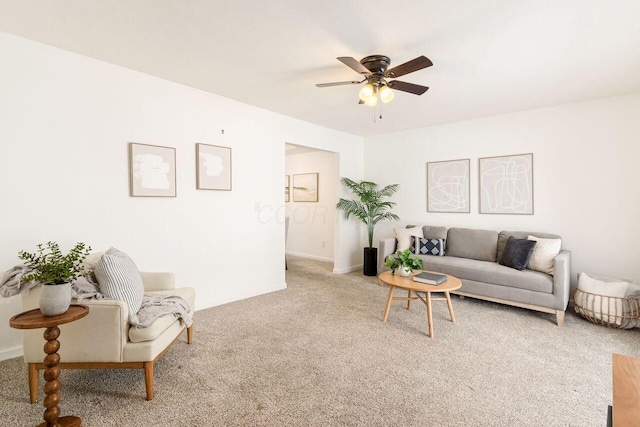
[1,1,639,137]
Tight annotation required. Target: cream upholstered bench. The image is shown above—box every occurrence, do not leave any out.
[20,272,194,401]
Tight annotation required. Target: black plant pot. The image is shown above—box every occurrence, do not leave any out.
[363,247,378,277]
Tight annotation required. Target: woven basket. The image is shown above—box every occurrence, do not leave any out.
[573,288,640,329]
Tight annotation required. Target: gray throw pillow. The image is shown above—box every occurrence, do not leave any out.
[499,237,537,271]
[94,248,144,321]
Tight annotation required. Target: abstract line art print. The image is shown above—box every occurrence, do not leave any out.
[426,159,470,213]
[479,153,533,214]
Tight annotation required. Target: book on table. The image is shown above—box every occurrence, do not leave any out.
[413,271,447,285]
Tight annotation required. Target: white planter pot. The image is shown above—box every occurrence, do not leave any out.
[398,266,412,277]
[39,283,71,316]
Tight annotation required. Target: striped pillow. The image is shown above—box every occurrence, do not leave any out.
[94,248,144,321]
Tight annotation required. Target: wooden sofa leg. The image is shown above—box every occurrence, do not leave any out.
[28,363,38,403]
[187,325,193,344]
[556,310,565,327]
[144,362,154,401]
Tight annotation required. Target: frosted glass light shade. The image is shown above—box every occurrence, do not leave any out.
[379,85,394,103]
[358,83,375,102]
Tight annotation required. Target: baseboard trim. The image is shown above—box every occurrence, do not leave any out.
[333,264,363,274]
[195,282,287,312]
[0,345,23,361]
[286,251,334,263]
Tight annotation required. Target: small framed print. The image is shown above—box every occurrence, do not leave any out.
[285,175,290,202]
[426,158,470,213]
[479,153,533,214]
[293,173,319,202]
[196,143,232,191]
[129,142,176,197]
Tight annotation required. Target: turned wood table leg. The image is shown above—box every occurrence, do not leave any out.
[39,326,81,427]
[407,290,412,310]
[42,326,62,426]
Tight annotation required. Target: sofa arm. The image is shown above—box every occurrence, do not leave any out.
[377,238,397,274]
[141,272,175,292]
[21,293,129,363]
[552,250,571,311]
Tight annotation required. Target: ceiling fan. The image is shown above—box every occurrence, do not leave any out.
[316,55,433,106]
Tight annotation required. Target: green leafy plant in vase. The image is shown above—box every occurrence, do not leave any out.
[384,249,424,277]
[19,241,91,316]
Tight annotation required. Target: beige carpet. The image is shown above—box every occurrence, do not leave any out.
[2,256,639,426]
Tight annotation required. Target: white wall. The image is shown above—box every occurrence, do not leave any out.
[0,33,363,360]
[365,93,640,287]
[285,150,339,262]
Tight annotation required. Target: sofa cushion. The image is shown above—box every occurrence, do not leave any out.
[94,248,144,322]
[412,237,445,256]
[497,230,561,262]
[499,237,537,271]
[395,226,423,251]
[417,255,554,294]
[407,225,447,240]
[129,287,195,343]
[446,228,498,262]
[527,235,562,275]
[129,314,177,343]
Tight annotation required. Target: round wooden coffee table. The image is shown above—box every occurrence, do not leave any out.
[10,304,89,427]
[378,270,462,339]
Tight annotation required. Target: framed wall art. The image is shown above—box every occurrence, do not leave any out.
[479,153,533,214]
[426,158,470,213]
[285,175,290,202]
[196,143,232,191]
[129,142,176,197]
[293,173,318,202]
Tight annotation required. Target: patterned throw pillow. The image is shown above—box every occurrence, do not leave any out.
[94,248,144,322]
[411,237,446,256]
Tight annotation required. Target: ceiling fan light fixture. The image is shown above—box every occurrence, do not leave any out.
[379,84,394,103]
[358,83,375,102]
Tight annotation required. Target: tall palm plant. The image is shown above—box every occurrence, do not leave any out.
[336,178,400,248]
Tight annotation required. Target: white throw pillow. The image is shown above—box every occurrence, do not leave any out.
[527,235,562,275]
[395,226,424,251]
[576,273,630,326]
[94,248,144,322]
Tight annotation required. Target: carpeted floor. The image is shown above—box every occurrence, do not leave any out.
[2,256,639,426]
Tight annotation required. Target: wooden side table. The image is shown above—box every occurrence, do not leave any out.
[10,304,89,427]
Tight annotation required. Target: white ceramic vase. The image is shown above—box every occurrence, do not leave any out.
[39,283,71,316]
[398,266,412,277]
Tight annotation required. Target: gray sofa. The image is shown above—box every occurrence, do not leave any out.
[378,226,571,326]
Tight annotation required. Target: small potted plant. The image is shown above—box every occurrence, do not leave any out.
[19,241,91,316]
[384,249,424,277]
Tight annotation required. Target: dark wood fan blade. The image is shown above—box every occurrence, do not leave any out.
[385,56,433,78]
[337,57,372,75]
[316,80,361,88]
[388,80,429,95]
[358,100,364,104]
